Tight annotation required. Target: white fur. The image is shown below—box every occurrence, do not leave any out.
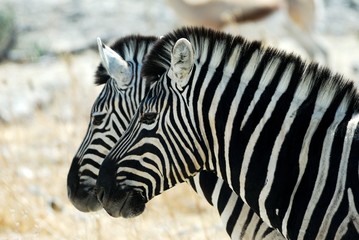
[97,37,132,88]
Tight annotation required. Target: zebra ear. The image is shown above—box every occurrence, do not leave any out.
[169,38,194,87]
[97,37,132,87]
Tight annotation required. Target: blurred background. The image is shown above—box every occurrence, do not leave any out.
[0,0,358,239]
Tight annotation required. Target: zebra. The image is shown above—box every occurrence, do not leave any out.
[96,26,359,239]
[66,35,284,239]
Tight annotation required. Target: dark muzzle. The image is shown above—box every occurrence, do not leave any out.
[67,157,102,212]
[96,158,146,218]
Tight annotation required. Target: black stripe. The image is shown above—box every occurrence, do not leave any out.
[198,171,216,205]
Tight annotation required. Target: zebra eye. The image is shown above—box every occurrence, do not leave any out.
[140,112,157,124]
[92,113,106,126]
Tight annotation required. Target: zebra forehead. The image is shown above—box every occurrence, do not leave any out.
[142,26,359,111]
[94,35,158,86]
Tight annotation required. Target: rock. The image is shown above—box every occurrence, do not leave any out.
[49,197,64,212]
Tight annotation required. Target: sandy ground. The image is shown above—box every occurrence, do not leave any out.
[0,0,358,239]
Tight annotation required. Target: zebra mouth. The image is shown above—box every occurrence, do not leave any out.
[67,184,103,212]
[97,187,146,218]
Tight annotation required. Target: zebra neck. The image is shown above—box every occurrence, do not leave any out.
[192,49,293,183]
[190,47,359,227]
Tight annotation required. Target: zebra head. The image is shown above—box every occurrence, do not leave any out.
[96,28,213,218]
[67,36,157,212]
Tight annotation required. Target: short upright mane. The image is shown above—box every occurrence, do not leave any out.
[141,26,359,111]
[142,27,247,85]
[95,35,157,85]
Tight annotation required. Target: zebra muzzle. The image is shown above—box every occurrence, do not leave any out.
[97,186,146,218]
[67,157,103,212]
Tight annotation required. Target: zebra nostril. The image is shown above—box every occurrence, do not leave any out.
[96,187,105,204]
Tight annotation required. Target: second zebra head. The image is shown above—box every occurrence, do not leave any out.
[67,36,156,212]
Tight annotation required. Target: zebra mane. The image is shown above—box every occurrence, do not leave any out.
[142,26,359,111]
[94,35,158,85]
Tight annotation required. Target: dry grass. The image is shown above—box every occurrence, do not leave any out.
[0,51,228,240]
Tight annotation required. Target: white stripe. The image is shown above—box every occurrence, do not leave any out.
[198,38,209,64]
[334,189,358,239]
[240,50,262,86]
[347,188,359,233]
[208,41,226,69]
[225,45,241,76]
[211,179,223,208]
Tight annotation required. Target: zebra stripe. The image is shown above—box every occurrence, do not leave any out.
[96,27,359,239]
[67,35,283,239]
